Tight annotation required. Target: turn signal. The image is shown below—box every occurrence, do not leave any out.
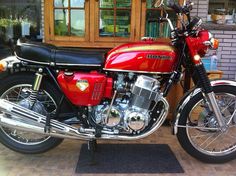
[211,38,219,50]
[0,61,7,72]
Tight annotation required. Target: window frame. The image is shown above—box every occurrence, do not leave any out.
[45,0,90,43]
[94,0,136,42]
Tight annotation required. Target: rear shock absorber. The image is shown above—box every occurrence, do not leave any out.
[29,68,43,106]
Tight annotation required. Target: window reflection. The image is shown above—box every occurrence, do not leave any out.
[99,0,131,38]
[54,9,69,36]
[54,0,68,7]
[0,0,42,59]
[53,0,85,37]
[71,10,85,36]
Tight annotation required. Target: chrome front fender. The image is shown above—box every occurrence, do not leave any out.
[172,79,236,135]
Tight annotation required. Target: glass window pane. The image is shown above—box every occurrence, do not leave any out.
[99,10,114,37]
[71,0,84,8]
[71,10,85,36]
[145,10,161,37]
[0,0,42,58]
[116,0,131,8]
[54,0,68,7]
[100,0,114,8]
[116,10,131,37]
[54,9,69,36]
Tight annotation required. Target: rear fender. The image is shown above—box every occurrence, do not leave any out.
[172,80,236,135]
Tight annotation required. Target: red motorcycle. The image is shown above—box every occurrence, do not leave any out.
[0,0,235,163]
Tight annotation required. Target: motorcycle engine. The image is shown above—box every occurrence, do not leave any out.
[93,74,161,133]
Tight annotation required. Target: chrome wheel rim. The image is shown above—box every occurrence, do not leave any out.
[0,84,57,145]
[186,93,236,156]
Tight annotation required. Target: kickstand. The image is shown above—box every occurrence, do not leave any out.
[87,140,97,165]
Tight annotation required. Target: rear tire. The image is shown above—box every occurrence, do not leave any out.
[177,85,236,163]
[0,73,63,154]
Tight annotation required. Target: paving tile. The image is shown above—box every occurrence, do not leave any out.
[0,126,234,176]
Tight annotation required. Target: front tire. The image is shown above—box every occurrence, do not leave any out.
[0,73,63,154]
[177,85,236,163]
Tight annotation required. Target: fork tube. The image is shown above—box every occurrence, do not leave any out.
[194,63,226,130]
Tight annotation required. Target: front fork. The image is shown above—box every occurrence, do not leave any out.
[194,63,227,131]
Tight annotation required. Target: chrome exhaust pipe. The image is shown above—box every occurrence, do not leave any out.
[0,98,169,141]
[0,99,95,140]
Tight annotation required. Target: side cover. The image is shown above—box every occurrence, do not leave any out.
[57,71,113,106]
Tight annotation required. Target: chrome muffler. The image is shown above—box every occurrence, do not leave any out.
[0,99,95,140]
[0,98,169,141]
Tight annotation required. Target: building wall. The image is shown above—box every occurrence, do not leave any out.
[191,0,209,22]
[212,30,236,80]
[191,0,235,79]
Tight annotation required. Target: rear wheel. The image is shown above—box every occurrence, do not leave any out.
[177,85,236,163]
[0,73,63,154]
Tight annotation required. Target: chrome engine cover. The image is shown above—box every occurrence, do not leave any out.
[124,107,149,132]
[93,75,161,133]
[95,104,123,128]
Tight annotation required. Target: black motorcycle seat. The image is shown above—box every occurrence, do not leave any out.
[15,39,106,69]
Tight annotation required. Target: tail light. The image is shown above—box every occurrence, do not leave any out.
[0,60,7,72]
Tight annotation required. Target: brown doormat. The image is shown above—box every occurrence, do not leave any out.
[76,144,184,174]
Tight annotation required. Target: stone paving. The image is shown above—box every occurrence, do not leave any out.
[0,126,235,176]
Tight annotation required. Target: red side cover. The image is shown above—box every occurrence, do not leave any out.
[57,71,113,106]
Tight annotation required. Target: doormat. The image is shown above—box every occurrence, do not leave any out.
[76,144,184,174]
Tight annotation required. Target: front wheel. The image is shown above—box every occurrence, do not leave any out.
[177,85,236,163]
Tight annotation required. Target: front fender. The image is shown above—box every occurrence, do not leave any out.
[172,79,236,135]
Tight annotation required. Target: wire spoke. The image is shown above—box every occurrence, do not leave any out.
[187,92,236,156]
[0,85,57,145]
[203,132,223,150]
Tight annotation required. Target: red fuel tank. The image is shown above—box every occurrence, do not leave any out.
[104,41,178,74]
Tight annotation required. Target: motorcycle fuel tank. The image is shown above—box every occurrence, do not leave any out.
[104,41,178,74]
